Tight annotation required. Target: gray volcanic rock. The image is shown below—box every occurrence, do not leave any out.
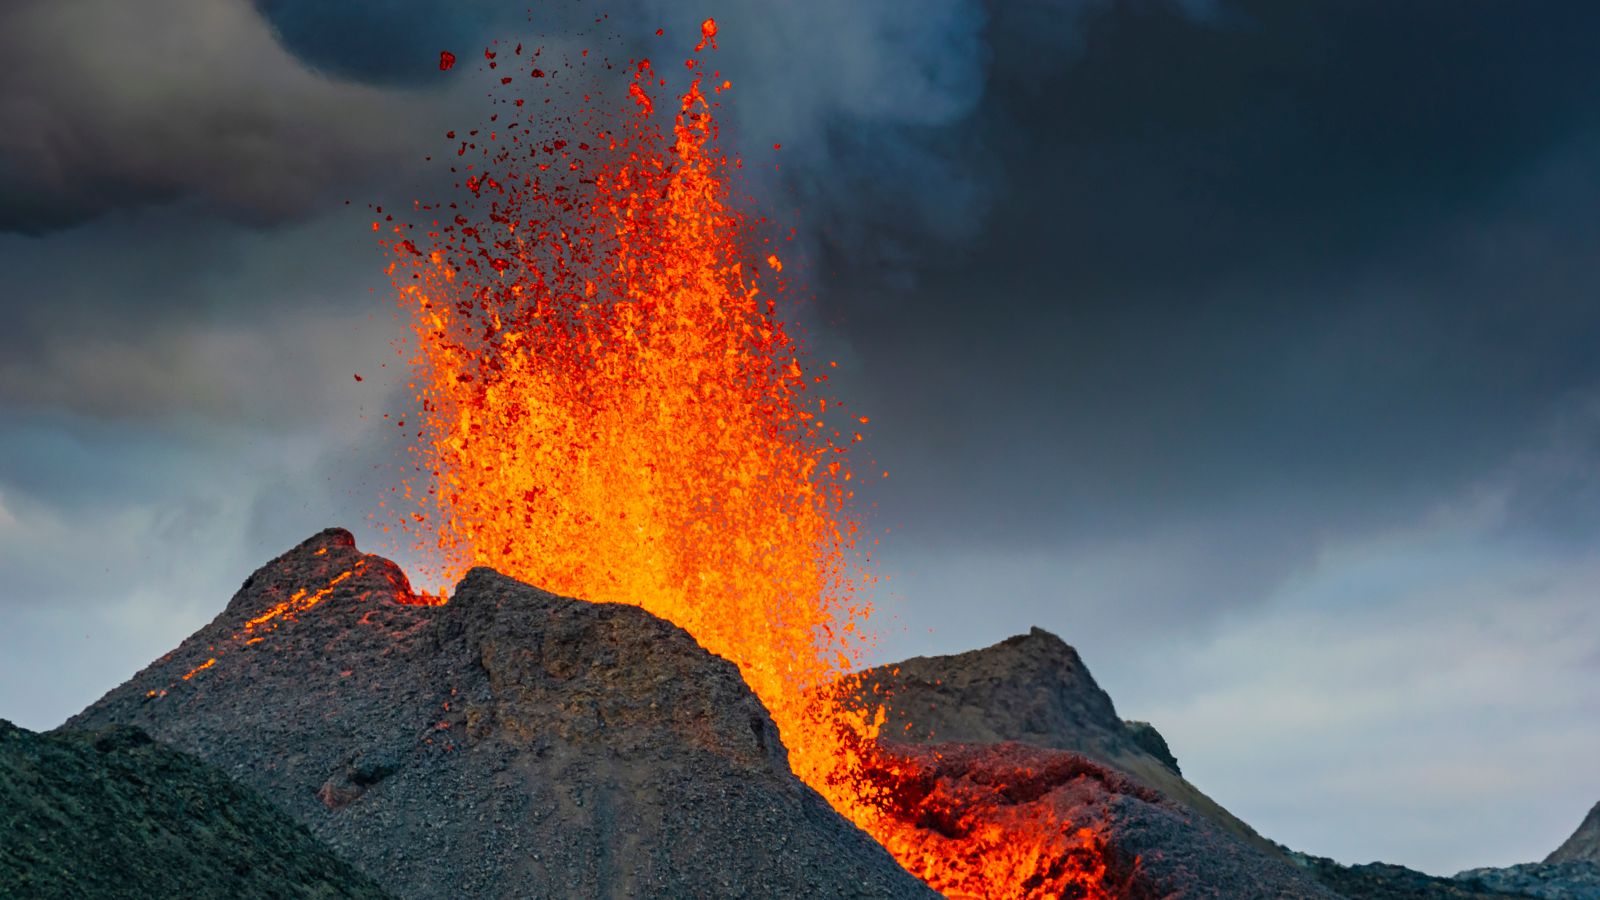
[1,719,392,900]
[850,626,1281,858]
[1123,720,1180,776]
[1285,852,1534,900]
[1421,796,1600,900]
[1549,802,1600,864]
[866,740,1339,900]
[66,527,938,900]
[1453,862,1600,900]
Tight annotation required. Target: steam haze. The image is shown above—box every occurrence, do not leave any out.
[3,0,1599,876]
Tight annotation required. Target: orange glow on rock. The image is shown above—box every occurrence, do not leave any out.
[151,561,425,699]
[243,567,357,634]
[386,29,1109,899]
[843,741,1118,899]
[180,658,216,680]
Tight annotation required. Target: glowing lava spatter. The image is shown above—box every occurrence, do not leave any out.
[144,559,443,699]
[386,26,1110,899]
[388,28,879,807]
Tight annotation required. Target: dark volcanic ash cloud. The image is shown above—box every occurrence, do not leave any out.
[824,0,1600,585]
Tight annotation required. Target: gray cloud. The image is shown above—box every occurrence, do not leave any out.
[1114,523,1600,874]
[0,0,427,232]
[820,2,1600,561]
[0,203,414,426]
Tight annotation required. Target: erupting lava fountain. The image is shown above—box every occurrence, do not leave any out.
[380,20,1112,900]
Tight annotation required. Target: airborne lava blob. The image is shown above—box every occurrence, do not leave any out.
[385,26,1111,900]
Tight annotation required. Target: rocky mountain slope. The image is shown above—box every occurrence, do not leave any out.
[66,528,937,900]
[1286,852,1535,900]
[1452,861,1600,900]
[850,626,1280,858]
[850,627,1577,900]
[1548,802,1600,864]
[1,718,392,900]
[1421,795,1600,899]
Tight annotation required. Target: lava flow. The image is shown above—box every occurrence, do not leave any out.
[383,22,1110,899]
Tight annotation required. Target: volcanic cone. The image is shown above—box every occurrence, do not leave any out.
[66,528,937,900]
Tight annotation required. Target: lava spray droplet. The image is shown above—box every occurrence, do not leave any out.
[696,18,718,52]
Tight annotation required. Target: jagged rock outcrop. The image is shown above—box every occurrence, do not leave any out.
[850,626,1281,858]
[1123,720,1181,775]
[863,740,1341,900]
[66,528,938,900]
[1549,802,1600,864]
[1,719,392,900]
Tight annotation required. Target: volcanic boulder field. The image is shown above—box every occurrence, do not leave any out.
[1,527,1586,899]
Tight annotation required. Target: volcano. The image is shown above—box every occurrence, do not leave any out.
[65,528,1339,899]
[66,528,934,900]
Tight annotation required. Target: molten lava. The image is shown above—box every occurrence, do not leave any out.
[385,26,1110,899]
[143,557,439,700]
[848,741,1121,900]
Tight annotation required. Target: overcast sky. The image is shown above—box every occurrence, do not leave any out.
[3,0,1599,876]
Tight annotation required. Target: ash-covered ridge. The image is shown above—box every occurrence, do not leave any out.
[67,527,937,900]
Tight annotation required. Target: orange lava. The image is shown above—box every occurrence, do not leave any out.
[385,25,1108,899]
[149,559,438,698]
[845,744,1117,900]
[179,657,217,681]
[886,822,1110,900]
[243,567,358,633]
